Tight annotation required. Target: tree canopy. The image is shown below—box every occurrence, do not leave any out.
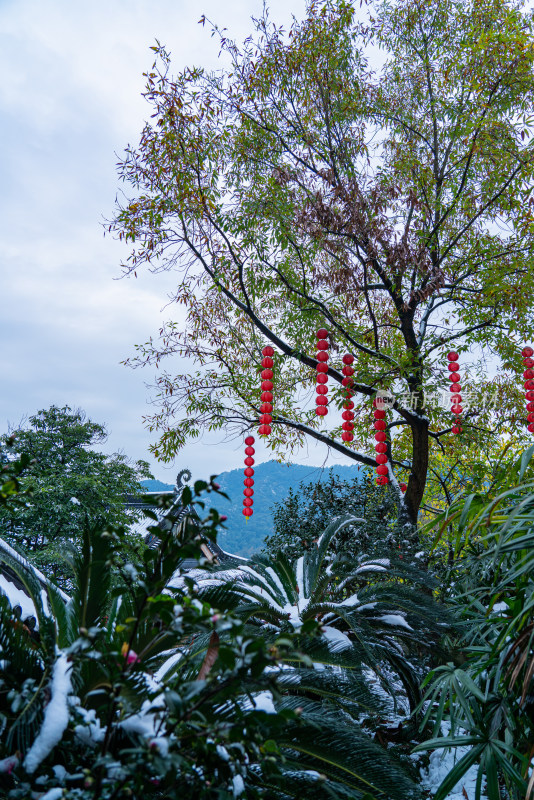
[0,406,152,585]
[112,0,534,523]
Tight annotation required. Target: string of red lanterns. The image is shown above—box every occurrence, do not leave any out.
[373,398,389,485]
[341,354,355,442]
[259,345,274,436]
[522,346,534,433]
[315,329,329,417]
[447,351,463,434]
[243,435,255,519]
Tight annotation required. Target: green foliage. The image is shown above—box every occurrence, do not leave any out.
[199,512,449,720]
[0,406,153,588]
[413,446,534,800]
[0,480,421,799]
[265,470,406,561]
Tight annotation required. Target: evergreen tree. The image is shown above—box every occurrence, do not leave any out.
[0,405,152,587]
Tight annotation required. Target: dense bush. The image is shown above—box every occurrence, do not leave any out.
[0,479,424,800]
[413,447,534,800]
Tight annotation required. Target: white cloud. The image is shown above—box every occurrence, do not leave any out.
[0,0,361,482]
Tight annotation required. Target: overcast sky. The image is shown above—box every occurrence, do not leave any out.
[0,0,363,484]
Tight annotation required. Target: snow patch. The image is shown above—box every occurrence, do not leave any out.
[24,652,73,773]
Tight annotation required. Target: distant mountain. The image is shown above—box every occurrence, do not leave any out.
[142,461,362,557]
[141,478,176,493]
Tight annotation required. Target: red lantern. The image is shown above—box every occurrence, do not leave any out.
[522,346,534,358]
[263,346,274,356]
[522,348,534,434]
[400,482,407,493]
[376,475,388,486]
[342,354,354,365]
[376,454,388,464]
[243,436,255,520]
[315,330,329,416]
[524,358,534,369]
[447,351,462,434]
[260,346,275,437]
[374,419,386,431]
[262,356,273,368]
[529,423,534,433]
[261,369,273,380]
[375,431,386,442]
[375,442,387,453]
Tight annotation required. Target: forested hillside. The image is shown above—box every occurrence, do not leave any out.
[142,461,363,556]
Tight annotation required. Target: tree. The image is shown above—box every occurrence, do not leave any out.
[111,0,534,526]
[265,469,404,561]
[0,405,152,585]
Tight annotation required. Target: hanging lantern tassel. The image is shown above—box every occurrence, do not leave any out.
[243,435,255,520]
[341,354,354,442]
[522,347,534,433]
[315,329,329,417]
[373,397,388,485]
[259,346,274,436]
[447,351,463,434]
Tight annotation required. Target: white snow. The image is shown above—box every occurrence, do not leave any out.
[0,573,36,620]
[40,789,64,800]
[377,614,413,631]
[251,691,276,713]
[420,738,487,800]
[322,626,352,651]
[24,652,73,774]
[232,774,245,796]
[70,497,81,506]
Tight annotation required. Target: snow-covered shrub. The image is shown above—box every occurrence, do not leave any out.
[0,479,420,800]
